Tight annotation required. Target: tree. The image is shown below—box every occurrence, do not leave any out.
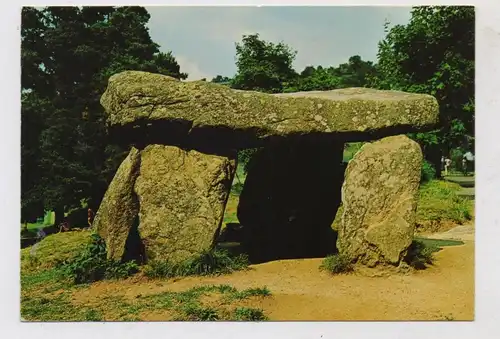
[288,66,341,92]
[370,6,475,171]
[21,6,188,224]
[211,75,231,84]
[284,55,376,93]
[232,33,298,93]
[333,55,377,88]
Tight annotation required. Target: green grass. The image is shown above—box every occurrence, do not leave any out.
[21,260,271,321]
[414,237,464,248]
[223,194,240,225]
[232,307,268,321]
[21,231,93,272]
[144,248,249,279]
[224,287,271,301]
[320,254,353,274]
[416,180,473,229]
[343,142,365,163]
[139,284,271,321]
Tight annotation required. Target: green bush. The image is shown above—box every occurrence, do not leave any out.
[404,240,440,269]
[58,233,138,284]
[320,254,353,274]
[421,160,437,183]
[144,248,249,278]
[450,148,465,172]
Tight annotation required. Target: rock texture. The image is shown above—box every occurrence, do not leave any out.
[94,71,439,267]
[237,140,344,262]
[337,135,423,267]
[134,145,236,263]
[94,147,141,261]
[101,71,439,147]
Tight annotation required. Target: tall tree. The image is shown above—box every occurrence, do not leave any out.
[232,33,298,93]
[21,6,188,224]
[370,6,475,170]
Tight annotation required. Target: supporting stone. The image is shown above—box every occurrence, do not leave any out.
[94,147,141,261]
[337,135,423,267]
[134,145,236,263]
[237,139,344,262]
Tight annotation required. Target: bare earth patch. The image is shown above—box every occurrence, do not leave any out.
[70,240,474,321]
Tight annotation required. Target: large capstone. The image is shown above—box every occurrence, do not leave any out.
[101,71,439,148]
[94,147,141,261]
[237,139,344,262]
[134,145,236,263]
[337,135,423,267]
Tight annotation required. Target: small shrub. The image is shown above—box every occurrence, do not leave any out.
[144,248,249,278]
[58,233,138,284]
[180,304,219,321]
[320,254,353,274]
[404,240,440,269]
[421,160,437,183]
[232,307,268,321]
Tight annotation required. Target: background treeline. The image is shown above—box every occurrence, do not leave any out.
[21,6,474,225]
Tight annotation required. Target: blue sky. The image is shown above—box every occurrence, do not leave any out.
[145,6,413,80]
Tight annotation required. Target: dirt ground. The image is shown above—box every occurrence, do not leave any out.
[71,233,474,321]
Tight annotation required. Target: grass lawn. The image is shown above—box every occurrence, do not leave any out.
[21,265,270,321]
[20,147,474,322]
[20,230,270,322]
[416,180,473,232]
[413,237,464,248]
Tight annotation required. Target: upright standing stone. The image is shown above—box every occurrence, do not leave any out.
[94,147,141,261]
[337,135,423,267]
[134,145,236,263]
[237,139,344,262]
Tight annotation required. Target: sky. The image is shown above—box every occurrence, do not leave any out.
[145,6,413,81]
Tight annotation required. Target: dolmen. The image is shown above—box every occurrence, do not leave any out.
[93,70,438,268]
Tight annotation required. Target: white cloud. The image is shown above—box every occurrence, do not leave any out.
[176,55,213,81]
[147,6,413,78]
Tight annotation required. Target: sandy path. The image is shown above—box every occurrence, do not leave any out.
[72,240,474,321]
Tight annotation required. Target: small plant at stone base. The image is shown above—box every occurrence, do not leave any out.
[144,248,250,278]
[320,253,353,274]
[58,233,138,284]
[404,240,440,270]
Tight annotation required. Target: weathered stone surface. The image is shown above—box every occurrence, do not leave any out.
[94,147,141,261]
[134,144,236,263]
[237,140,344,262]
[337,135,423,266]
[101,71,439,147]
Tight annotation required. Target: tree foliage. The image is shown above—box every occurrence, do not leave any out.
[21,6,187,223]
[232,33,298,93]
[370,6,475,165]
